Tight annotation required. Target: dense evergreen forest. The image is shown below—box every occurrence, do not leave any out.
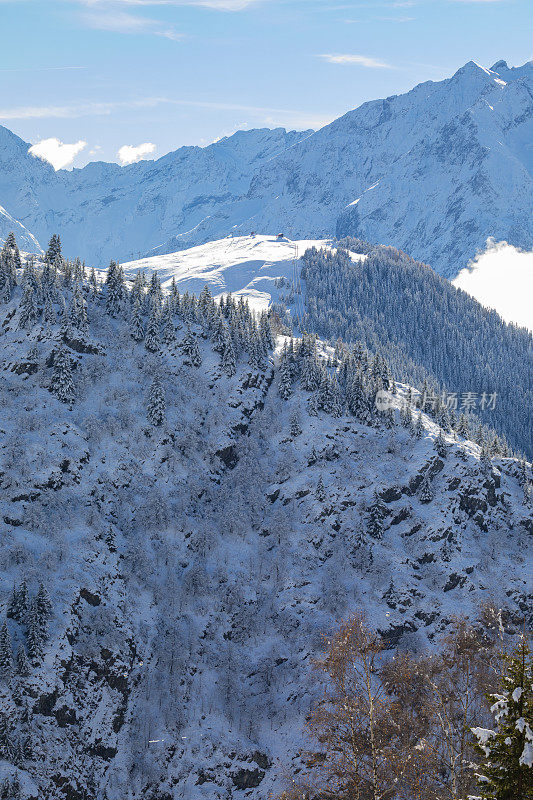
[300,240,533,459]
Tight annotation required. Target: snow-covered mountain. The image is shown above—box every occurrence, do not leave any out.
[0,256,531,799]
[121,235,348,313]
[1,59,532,277]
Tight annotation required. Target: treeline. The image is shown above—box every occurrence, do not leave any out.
[279,608,533,800]
[300,241,533,459]
[0,232,274,427]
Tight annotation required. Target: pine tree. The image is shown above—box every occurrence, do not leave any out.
[7,582,27,623]
[10,773,21,799]
[69,285,88,336]
[278,353,292,399]
[418,473,434,504]
[182,327,202,367]
[480,442,493,473]
[26,599,43,661]
[50,345,75,403]
[315,476,326,502]
[35,583,52,633]
[42,291,56,324]
[0,714,14,761]
[147,377,166,427]
[45,234,62,272]
[301,353,319,391]
[105,260,124,317]
[221,328,236,377]
[144,303,160,352]
[130,298,145,342]
[472,637,533,800]
[16,645,30,677]
[435,429,448,458]
[160,301,175,345]
[290,409,302,438]
[415,411,424,439]
[0,620,13,682]
[0,232,20,297]
[367,491,386,539]
[18,285,38,329]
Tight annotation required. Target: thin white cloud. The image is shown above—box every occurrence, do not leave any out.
[117,142,156,164]
[81,8,182,38]
[72,0,264,9]
[318,53,393,68]
[0,98,166,120]
[28,138,87,170]
[0,96,331,127]
[453,239,533,332]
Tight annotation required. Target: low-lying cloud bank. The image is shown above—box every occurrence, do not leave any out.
[453,239,533,332]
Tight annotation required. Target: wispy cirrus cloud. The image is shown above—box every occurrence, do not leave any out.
[73,0,265,9]
[80,7,183,38]
[0,98,168,120]
[28,138,87,170]
[318,53,393,68]
[0,96,333,130]
[117,142,156,164]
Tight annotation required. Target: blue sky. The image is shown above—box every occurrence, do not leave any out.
[1,0,531,168]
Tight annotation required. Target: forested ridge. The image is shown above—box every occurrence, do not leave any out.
[300,239,533,458]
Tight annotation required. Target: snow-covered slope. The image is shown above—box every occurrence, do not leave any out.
[0,60,531,277]
[0,272,530,799]
[0,206,42,254]
[122,235,348,313]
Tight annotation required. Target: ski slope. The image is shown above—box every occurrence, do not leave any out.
[122,234,358,313]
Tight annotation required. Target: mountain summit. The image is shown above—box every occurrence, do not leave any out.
[1,59,532,276]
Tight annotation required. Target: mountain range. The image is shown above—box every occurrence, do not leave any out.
[0,258,530,798]
[1,58,532,277]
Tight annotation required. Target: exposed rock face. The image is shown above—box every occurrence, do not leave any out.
[0,291,530,799]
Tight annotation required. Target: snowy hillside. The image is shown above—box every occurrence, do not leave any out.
[0,60,532,277]
[0,250,531,799]
[122,235,351,313]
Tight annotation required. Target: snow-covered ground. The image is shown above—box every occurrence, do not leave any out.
[122,235,351,313]
[453,239,533,332]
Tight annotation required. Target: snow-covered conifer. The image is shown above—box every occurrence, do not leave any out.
[435,429,448,458]
[145,303,161,353]
[26,600,43,661]
[472,637,533,799]
[51,345,75,404]
[7,582,27,623]
[290,409,302,438]
[130,298,144,342]
[0,620,13,682]
[278,353,292,399]
[182,326,202,367]
[105,260,124,317]
[315,476,326,502]
[16,645,30,678]
[0,714,14,761]
[418,473,434,504]
[35,584,52,631]
[367,491,386,539]
[160,301,175,345]
[221,328,236,377]
[147,377,166,427]
[18,285,38,329]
